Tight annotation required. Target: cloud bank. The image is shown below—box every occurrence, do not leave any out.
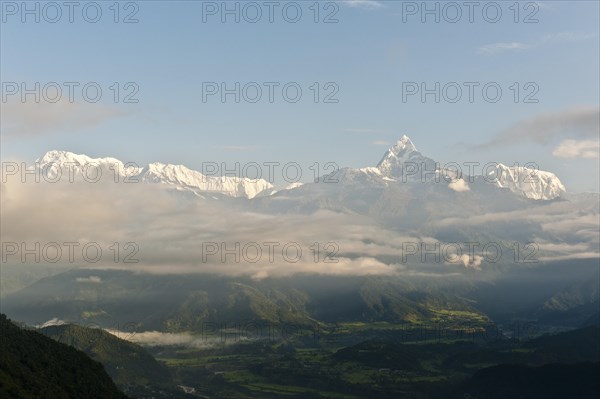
[477,106,599,148]
[2,163,597,277]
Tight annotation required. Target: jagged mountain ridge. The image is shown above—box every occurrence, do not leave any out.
[35,135,566,200]
[327,135,565,200]
[36,150,274,199]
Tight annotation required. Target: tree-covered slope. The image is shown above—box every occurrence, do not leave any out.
[40,323,171,388]
[0,314,129,399]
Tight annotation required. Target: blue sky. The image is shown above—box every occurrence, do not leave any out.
[1,0,599,191]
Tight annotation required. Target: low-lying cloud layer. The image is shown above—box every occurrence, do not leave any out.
[1,169,598,278]
[104,329,226,348]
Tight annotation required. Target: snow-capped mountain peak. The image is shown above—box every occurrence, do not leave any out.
[378,135,418,165]
[36,150,141,180]
[391,134,418,154]
[35,151,273,199]
[34,137,567,201]
[370,136,566,200]
[37,150,125,169]
[489,163,566,200]
[376,135,436,179]
[140,161,274,199]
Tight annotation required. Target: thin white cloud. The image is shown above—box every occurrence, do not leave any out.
[542,32,598,44]
[478,42,531,56]
[372,140,390,146]
[341,0,383,9]
[38,318,68,328]
[552,139,600,159]
[104,329,224,348]
[478,31,597,56]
